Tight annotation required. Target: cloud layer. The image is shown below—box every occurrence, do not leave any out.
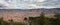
[0,0,60,9]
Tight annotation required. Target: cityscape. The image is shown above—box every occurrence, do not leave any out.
[0,0,60,25]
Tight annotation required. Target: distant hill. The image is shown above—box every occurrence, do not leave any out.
[0,8,60,14]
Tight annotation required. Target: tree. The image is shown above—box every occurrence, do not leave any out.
[39,12,50,25]
[48,13,60,25]
[0,17,3,25]
[52,13,60,25]
[29,12,50,25]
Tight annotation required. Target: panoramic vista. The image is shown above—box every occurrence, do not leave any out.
[0,0,60,25]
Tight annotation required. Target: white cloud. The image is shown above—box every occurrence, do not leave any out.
[36,0,45,2]
[0,0,60,9]
[0,0,10,6]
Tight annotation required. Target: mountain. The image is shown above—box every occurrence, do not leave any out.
[0,8,60,14]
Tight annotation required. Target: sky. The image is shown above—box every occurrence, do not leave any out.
[0,0,60,9]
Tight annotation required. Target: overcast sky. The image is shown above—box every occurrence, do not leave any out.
[0,0,60,9]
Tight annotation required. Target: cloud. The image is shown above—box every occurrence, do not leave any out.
[36,0,45,2]
[0,0,60,9]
